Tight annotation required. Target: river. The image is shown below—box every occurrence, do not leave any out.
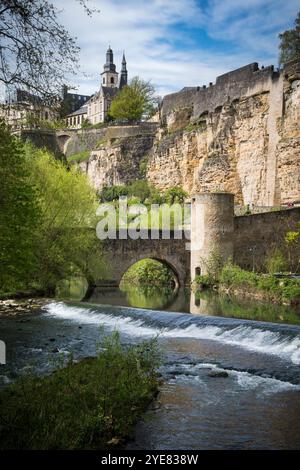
[1,285,300,449]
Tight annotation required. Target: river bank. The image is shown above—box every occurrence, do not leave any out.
[0,297,49,316]
[194,264,300,307]
[0,330,160,450]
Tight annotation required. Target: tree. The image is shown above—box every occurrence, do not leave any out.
[0,0,97,102]
[109,77,157,122]
[0,120,39,291]
[25,144,101,292]
[279,11,300,65]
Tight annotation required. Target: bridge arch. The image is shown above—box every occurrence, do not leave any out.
[119,256,180,288]
[56,133,72,154]
[98,237,190,287]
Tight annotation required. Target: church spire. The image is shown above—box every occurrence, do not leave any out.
[119,52,128,89]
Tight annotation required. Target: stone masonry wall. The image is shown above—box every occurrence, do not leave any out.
[233,207,300,271]
[146,60,300,206]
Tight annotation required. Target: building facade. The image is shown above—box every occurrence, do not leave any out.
[0,88,59,130]
[67,47,128,128]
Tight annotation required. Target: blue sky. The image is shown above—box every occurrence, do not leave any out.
[55,0,299,97]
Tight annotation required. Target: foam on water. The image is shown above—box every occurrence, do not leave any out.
[168,363,300,394]
[43,302,300,365]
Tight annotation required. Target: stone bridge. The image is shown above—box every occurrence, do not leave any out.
[101,231,190,287]
[93,195,300,288]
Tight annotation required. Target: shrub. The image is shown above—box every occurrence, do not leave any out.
[257,275,279,292]
[281,284,300,302]
[265,249,287,274]
[67,150,90,164]
[194,274,215,288]
[219,263,259,287]
[0,332,160,450]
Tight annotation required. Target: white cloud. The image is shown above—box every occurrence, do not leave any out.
[53,0,299,96]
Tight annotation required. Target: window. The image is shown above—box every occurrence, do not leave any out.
[110,77,114,84]
[195,267,201,277]
[103,77,105,84]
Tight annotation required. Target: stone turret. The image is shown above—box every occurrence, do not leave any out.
[190,193,234,282]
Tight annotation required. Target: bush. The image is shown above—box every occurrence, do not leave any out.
[194,274,215,288]
[281,284,300,302]
[218,262,300,304]
[265,249,287,274]
[219,263,259,287]
[99,181,160,204]
[0,332,160,450]
[67,150,90,164]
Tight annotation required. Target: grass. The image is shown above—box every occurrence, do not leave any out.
[195,262,300,305]
[67,150,90,164]
[184,121,206,132]
[0,332,161,450]
[96,138,108,148]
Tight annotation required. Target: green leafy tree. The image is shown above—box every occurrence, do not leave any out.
[279,11,300,65]
[25,144,101,292]
[109,77,157,122]
[0,120,39,291]
[164,187,188,205]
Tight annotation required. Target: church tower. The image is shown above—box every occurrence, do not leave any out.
[119,52,128,89]
[101,46,118,88]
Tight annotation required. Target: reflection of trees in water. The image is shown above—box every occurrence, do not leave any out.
[194,290,300,325]
[120,284,178,310]
[56,276,88,301]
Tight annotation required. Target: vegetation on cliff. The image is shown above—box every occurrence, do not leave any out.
[98,181,188,231]
[0,332,161,450]
[99,181,187,206]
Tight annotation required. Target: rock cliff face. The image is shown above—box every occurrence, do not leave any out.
[79,134,154,190]
[146,60,300,206]
[74,60,299,206]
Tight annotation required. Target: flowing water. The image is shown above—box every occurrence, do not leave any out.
[1,284,300,449]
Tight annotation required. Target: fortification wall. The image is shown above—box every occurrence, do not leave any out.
[61,123,158,157]
[233,207,300,270]
[147,60,300,207]
[161,62,277,124]
[18,129,64,158]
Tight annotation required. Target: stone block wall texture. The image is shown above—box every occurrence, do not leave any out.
[233,207,300,271]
